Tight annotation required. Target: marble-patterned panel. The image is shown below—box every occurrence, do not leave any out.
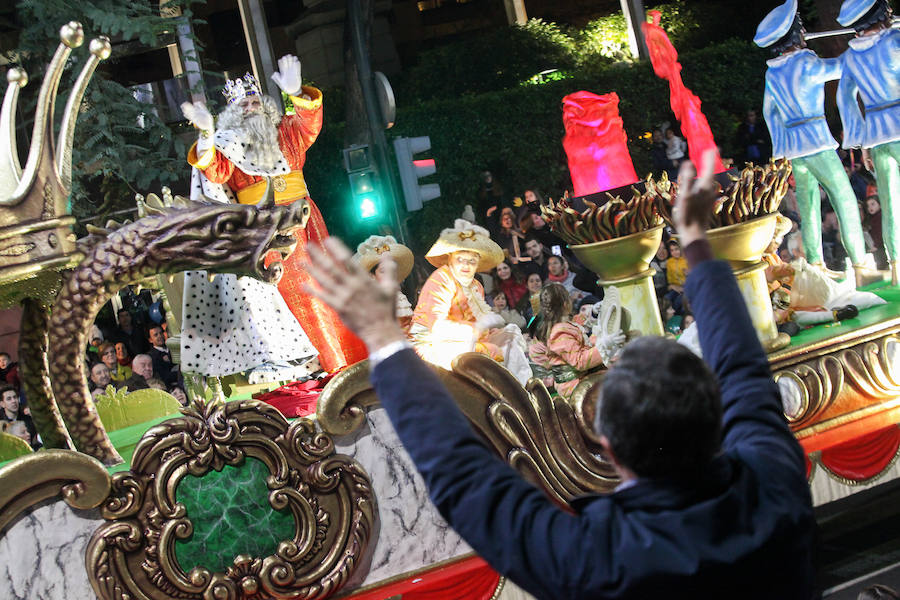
[0,498,101,600]
[0,406,472,600]
[334,407,472,589]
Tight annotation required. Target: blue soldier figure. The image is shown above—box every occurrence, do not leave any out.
[836,0,900,284]
[755,0,874,284]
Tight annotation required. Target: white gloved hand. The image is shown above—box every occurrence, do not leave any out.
[271,54,302,96]
[476,313,505,333]
[180,101,214,132]
[594,330,626,364]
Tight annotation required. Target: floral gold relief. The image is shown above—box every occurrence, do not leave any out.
[85,399,375,600]
[319,353,619,504]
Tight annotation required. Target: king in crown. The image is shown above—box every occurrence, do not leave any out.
[180,55,367,377]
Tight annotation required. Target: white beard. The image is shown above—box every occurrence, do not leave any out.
[213,98,290,177]
[233,113,282,172]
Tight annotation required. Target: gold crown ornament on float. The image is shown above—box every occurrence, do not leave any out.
[0,22,110,309]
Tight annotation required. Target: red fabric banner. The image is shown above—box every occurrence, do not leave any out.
[819,425,900,482]
[345,557,501,600]
[562,91,639,196]
[641,11,726,173]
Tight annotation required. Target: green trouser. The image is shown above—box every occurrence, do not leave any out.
[871,141,900,262]
[792,150,866,266]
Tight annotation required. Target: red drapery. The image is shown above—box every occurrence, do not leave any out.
[345,557,501,600]
[562,91,639,196]
[641,11,726,174]
[253,376,333,418]
[819,425,900,482]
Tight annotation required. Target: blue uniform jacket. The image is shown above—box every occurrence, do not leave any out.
[763,49,840,160]
[838,28,900,149]
[371,258,817,599]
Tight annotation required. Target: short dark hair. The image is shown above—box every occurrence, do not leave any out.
[595,336,722,478]
[849,0,892,32]
[0,384,17,398]
[524,234,543,248]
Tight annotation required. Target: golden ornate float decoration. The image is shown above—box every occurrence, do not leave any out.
[86,399,375,600]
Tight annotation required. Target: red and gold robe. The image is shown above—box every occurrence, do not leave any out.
[188,87,366,372]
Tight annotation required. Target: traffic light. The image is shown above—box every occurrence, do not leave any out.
[393,136,440,212]
[342,144,382,221]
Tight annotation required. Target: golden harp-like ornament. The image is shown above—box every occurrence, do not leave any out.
[85,399,375,600]
[318,354,618,504]
[0,449,111,535]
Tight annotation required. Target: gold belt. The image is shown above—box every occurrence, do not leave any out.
[237,171,308,205]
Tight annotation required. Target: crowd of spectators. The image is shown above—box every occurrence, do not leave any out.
[0,287,190,452]
[85,294,187,405]
[463,141,887,397]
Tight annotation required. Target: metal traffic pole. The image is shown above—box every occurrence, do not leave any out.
[347,0,409,245]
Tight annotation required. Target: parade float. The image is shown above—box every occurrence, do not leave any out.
[2,5,900,598]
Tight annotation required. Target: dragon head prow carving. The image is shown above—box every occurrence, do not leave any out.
[147,199,308,283]
[84,196,310,284]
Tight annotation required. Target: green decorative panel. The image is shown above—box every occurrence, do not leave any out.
[175,456,296,572]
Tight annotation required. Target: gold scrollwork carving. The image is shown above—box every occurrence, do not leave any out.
[86,399,375,600]
[774,334,900,431]
[318,353,618,504]
[0,449,111,535]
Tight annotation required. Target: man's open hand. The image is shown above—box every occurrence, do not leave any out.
[181,101,214,132]
[304,237,406,352]
[674,150,718,248]
[271,54,303,97]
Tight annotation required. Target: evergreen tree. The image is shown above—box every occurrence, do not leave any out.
[6,0,201,227]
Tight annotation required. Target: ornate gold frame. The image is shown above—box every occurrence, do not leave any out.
[319,354,618,503]
[86,399,375,600]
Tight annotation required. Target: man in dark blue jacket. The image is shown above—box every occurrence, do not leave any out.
[305,156,817,599]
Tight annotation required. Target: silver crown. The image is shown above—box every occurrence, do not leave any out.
[223,73,261,104]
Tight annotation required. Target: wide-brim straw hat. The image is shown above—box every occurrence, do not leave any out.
[774,214,793,241]
[425,219,504,272]
[354,235,414,281]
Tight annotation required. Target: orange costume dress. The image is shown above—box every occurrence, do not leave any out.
[528,321,605,399]
[410,265,504,367]
[188,87,366,371]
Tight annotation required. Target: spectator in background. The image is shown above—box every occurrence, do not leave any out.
[665,239,688,314]
[844,160,870,202]
[99,342,131,385]
[735,109,771,166]
[519,204,565,258]
[492,261,528,309]
[115,341,132,367]
[865,195,888,270]
[89,363,113,400]
[122,354,152,392]
[87,325,103,362]
[521,235,550,279]
[0,352,20,390]
[490,292,526,330]
[651,241,669,301]
[3,420,36,449]
[111,308,149,355]
[546,255,586,302]
[650,129,672,176]
[665,128,687,174]
[487,206,525,263]
[147,325,178,389]
[517,272,544,325]
[1,383,35,444]
[478,170,508,223]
